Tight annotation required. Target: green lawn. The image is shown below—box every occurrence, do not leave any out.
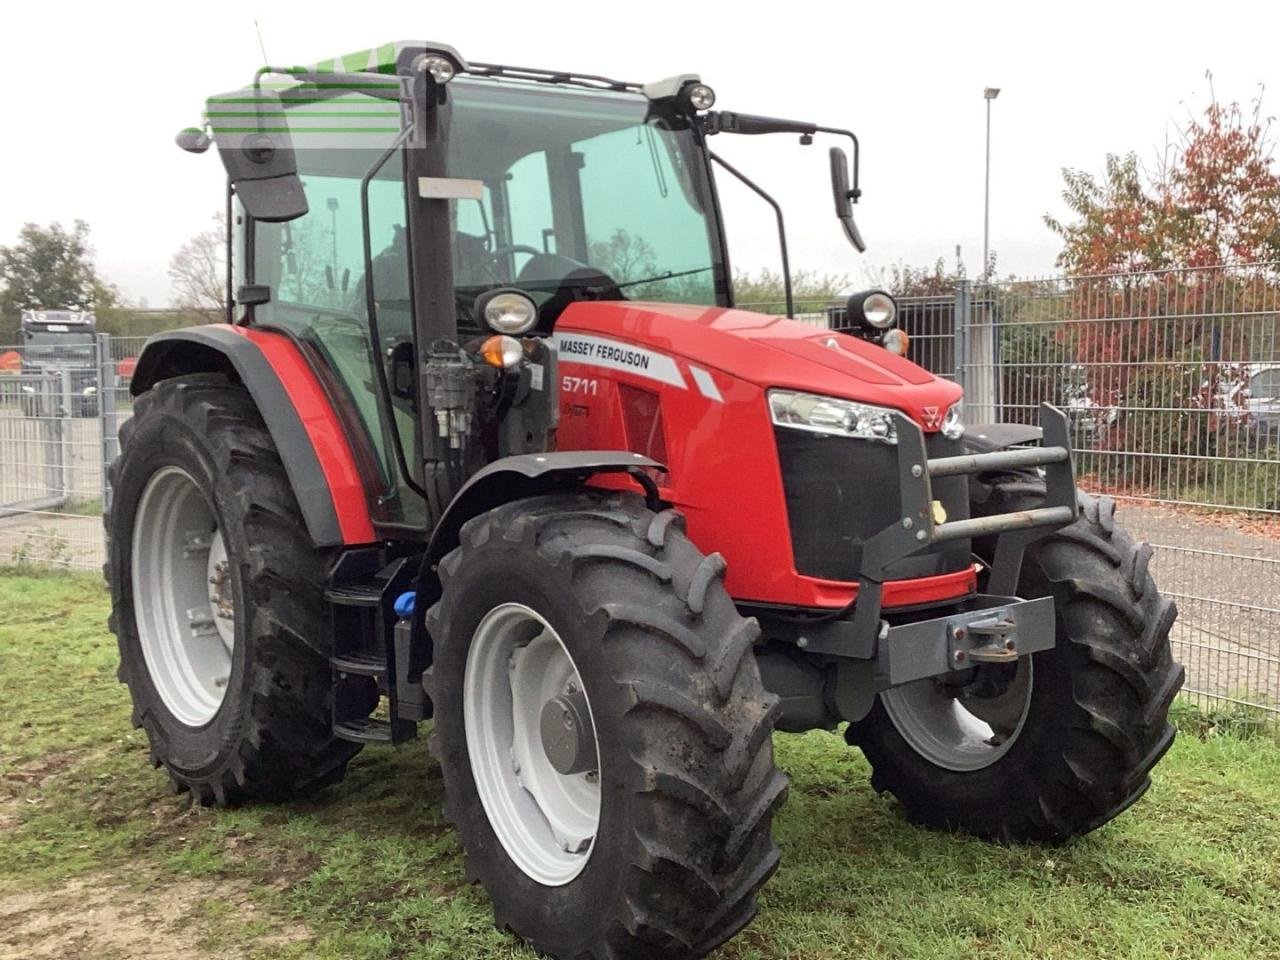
[2,571,1280,959]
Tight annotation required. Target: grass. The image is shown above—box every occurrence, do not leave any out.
[3,570,1280,958]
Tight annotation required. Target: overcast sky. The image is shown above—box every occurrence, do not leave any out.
[3,0,1278,306]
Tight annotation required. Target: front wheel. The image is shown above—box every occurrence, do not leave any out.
[848,483,1184,842]
[427,493,787,959]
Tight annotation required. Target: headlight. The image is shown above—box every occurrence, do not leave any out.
[840,288,897,330]
[477,288,538,335]
[769,389,899,445]
[941,401,965,440]
[418,53,456,84]
[685,82,716,110]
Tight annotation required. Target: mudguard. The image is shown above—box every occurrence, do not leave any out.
[423,451,665,565]
[129,325,376,547]
[962,422,1044,452]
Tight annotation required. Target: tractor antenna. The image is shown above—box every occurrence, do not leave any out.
[253,20,271,66]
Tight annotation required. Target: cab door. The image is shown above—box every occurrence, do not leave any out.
[245,145,426,528]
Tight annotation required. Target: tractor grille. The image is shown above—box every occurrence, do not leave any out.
[774,428,972,583]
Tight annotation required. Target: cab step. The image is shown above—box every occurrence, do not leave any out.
[326,551,426,746]
[332,717,416,745]
[330,651,388,678]
[324,583,383,607]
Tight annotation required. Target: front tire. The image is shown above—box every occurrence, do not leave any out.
[106,373,363,805]
[849,483,1184,842]
[427,493,787,959]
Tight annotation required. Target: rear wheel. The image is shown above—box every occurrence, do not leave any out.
[106,373,365,804]
[427,493,787,959]
[848,483,1184,842]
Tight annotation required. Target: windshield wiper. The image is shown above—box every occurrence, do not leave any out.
[586,266,712,296]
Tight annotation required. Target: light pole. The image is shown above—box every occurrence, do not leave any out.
[983,87,1000,281]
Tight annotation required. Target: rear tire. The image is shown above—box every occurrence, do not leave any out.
[427,493,787,959]
[106,373,364,805]
[849,483,1184,842]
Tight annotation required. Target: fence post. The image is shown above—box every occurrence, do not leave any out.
[953,279,970,391]
[57,366,73,499]
[98,333,118,514]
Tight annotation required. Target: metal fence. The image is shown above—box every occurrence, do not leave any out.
[2,268,1278,718]
[920,264,1280,719]
[0,334,142,569]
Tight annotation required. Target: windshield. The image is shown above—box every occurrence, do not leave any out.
[444,79,726,325]
[22,330,96,361]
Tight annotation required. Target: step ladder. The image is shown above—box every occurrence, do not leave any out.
[325,551,428,746]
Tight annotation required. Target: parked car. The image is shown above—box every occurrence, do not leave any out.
[1232,364,1280,440]
[1062,365,1118,441]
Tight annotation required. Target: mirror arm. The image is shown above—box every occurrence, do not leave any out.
[705,112,861,204]
[710,151,793,318]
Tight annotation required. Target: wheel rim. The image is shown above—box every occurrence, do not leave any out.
[131,466,235,727]
[880,656,1034,772]
[464,603,601,886]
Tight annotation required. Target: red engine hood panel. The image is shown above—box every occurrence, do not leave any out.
[557,301,962,426]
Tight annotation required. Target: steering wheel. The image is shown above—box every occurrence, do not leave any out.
[476,244,544,283]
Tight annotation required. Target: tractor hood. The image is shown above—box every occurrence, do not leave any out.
[556,301,963,428]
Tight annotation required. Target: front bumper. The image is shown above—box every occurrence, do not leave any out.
[791,403,1076,677]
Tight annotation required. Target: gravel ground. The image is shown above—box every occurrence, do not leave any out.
[1117,501,1280,711]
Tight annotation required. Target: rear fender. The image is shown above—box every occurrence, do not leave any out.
[130,325,375,547]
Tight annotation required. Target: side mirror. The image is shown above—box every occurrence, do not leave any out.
[207,90,309,223]
[174,127,211,154]
[829,147,866,253]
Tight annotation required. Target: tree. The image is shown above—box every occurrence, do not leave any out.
[588,229,658,285]
[168,215,227,323]
[870,254,970,297]
[1167,94,1280,267]
[0,221,117,342]
[732,268,850,313]
[1043,83,1280,497]
[1046,81,1280,275]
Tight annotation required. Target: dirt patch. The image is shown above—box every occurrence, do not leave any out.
[0,751,80,817]
[0,871,310,960]
[1,752,78,791]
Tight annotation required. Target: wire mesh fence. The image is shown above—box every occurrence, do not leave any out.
[754,266,1280,718]
[0,334,140,569]
[961,265,1280,719]
[2,269,1277,718]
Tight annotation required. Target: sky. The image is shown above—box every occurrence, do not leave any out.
[3,0,1279,306]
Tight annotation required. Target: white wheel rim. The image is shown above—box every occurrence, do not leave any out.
[880,657,1034,772]
[464,603,601,886]
[131,467,235,727]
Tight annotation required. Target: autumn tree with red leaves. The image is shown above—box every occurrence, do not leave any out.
[1036,81,1280,502]
[1047,85,1280,275]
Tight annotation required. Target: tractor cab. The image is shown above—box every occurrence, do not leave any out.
[181,42,871,528]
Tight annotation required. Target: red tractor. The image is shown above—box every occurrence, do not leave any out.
[107,42,1182,959]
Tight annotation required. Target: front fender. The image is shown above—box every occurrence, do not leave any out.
[423,451,665,566]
